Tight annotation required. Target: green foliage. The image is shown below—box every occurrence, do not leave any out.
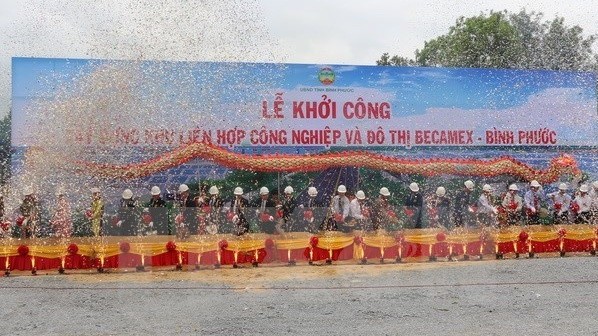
[0,114,10,184]
[378,10,598,70]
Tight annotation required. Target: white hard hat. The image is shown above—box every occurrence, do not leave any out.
[178,184,189,193]
[356,190,366,200]
[122,189,133,199]
[409,182,419,192]
[482,184,493,192]
[530,180,541,188]
[209,186,219,195]
[151,186,161,196]
[23,186,34,196]
[558,183,568,191]
[259,186,270,195]
[464,180,475,190]
[579,184,589,193]
[234,187,244,195]
[592,181,598,189]
[308,187,318,197]
[284,186,294,194]
[90,187,100,194]
[379,187,390,197]
[337,185,347,193]
[508,184,518,191]
[436,186,446,197]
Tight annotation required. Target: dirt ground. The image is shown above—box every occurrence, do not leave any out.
[1,255,598,335]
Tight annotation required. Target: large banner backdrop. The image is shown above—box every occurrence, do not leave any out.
[12,57,597,149]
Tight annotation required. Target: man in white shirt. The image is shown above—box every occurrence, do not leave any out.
[477,184,498,227]
[573,184,592,224]
[548,183,572,224]
[523,180,545,225]
[502,184,523,226]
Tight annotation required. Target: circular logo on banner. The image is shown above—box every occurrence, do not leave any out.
[318,67,335,85]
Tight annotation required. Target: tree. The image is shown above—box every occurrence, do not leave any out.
[377,10,598,71]
[0,114,10,185]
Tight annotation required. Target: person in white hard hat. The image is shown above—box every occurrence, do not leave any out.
[87,187,104,237]
[590,181,598,219]
[146,186,168,235]
[277,186,297,233]
[501,184,523,226]
[454,180,477,228]
[426,186,451,229]
[18,187,39,239]
[326,184,350,231]
[299,187,324,232]
[344,190,370,232]
[573,184,592,224]
[477,184,498,227]
[115,189,138,236]
[251,186,277,234]
[404,182,423,229]
[198,186,224,235]
[228,187,249,235]
[548,183,572,224]
[370,187,397,231]
[51,188,72,238]
[175,183,198,237]
[523,180,546,225]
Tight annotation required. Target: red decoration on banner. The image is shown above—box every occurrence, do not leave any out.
[518,231,529,243]
[265,238,275,250]
[78,142,581,184]
[119,241,131,253]
[218,240,229,250]
[558,228,567,238]
[15,215,25,227]
[436,232,447,242]
[310,236,319,247]
[67,243,79,255]
[166,241,177,252]
[354,236,363,245]
[142,213,152,225]
[17,245,29,256]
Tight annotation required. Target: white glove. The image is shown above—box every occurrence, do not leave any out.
[148,221,154,227]
[468,206,475,213]
[116,220,122,227]
[492,208,498,215]
[530,207,536,213]
[309,218,314,223]
[255,209,261,215]
[143,207,149,212]
[232,215,239,223]
[276,204,282,209]
[299,204,304,209]
[269,216,274,221]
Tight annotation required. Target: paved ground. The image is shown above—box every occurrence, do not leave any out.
[1,255,598,335]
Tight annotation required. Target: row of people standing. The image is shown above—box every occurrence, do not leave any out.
[6,179,598,239]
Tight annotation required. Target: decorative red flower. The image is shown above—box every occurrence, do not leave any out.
[436,232,447,242]
[1,221,11,231]
[67,243,79,255]
[387,210,397,218]
[558,228,567,238]
[166,241,177,252]
[260,212,272,222]
[276,209,284,218]
[119,241,131,253]
[218,239,229,250]
[202,205,211,214]
[226,212,235,221]
[570,202,580,214]
[354,236,363,245]
[15,215,25,227]
[309,236,319,247]
[518,231,529,243]
[404,208,414,217]
[303,210,314,220]
[85,209,92,219]
[333,213,343,222]
[142,213,152,225]
[17,245,29,256]
[265,238,275,250]
[509,202,518,210]
[554,203,562,210]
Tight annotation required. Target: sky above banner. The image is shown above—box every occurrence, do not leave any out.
[12,57,597,149]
